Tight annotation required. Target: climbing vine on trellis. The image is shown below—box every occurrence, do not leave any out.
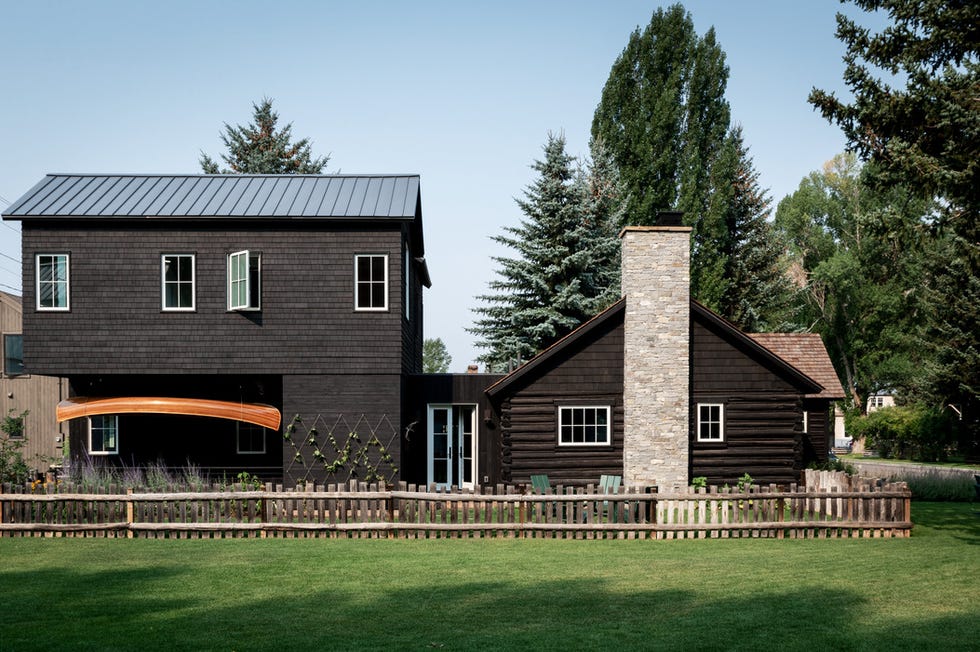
[282,413,399,485]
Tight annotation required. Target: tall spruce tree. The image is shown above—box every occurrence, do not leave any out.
[809,0,979,444]
[470,133,621,370]
[709,127,794,331]
[200,98,329,174]
[591,3,731,305]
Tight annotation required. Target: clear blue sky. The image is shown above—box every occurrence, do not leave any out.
[0,0,882,371]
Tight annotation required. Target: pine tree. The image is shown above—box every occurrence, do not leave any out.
[591,3,731,304]
[711,127,794,331]
[200,98,329,174]
[470,133,621,370]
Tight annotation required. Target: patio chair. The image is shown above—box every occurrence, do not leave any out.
[530,474,551,494]
[597,474,622,521]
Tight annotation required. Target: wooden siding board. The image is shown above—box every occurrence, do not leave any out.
[22,223,407,375]
[496,315,625,485]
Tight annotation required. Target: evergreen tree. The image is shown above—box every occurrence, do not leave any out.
[809,0,978,443]
[711,127,794,332]
[470,133,621,370]
[591,3,731,304]
[200,98,329,174]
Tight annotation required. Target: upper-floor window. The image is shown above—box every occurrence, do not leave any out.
[36,253,70,311]
[558,406,611,446]
[162,254,195,311]
[228,250,261,311]
[89,415,119,455]
[3,334,24,376]
[697,403,724,442]
[355,254,388,311]
[404,244,410,321]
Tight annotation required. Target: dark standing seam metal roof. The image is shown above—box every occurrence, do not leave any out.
[1,174,422,219]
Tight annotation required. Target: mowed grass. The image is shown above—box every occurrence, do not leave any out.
[1,503,977,651]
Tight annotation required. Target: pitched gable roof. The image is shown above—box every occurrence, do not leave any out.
[485,298,626,398]
[747,333,846,400]
[2,174,421,220]
[486,298,827,399]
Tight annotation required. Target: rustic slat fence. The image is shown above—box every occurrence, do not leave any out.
[0,480,911,539]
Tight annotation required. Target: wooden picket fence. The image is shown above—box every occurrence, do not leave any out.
[0,478,911,540]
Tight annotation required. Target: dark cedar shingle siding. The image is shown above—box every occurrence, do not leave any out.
[22,222,406,375]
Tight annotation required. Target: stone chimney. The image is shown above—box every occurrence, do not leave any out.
[619,217,692,490]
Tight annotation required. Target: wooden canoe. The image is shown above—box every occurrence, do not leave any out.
[56,396,281,431]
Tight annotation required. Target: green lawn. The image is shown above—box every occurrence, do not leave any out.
[2,502,977,651]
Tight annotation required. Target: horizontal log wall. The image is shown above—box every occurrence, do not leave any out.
[0,481,912,540]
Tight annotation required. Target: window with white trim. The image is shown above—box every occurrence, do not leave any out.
[697,403,724,442]
[89,415,119,455]
[354,254,388,311]
[228,250,261,310]
[36,253,70,310]
[237,422,266,454]
[162,254,195,311]
[803,411,809,434]
[558,406,611,446]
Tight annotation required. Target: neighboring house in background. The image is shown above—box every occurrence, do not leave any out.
[0,291,68,473]
[866,393,896,413]
[4,175,845,490]
[3,174,429,483]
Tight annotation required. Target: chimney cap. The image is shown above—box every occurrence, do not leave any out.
[656,211,684,227]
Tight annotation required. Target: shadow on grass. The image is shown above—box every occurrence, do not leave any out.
[1,564,975,651]
[913,501,980,544]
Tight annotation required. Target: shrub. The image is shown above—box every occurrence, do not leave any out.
[847,404,957,462]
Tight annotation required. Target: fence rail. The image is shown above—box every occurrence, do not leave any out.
[0,479,911,540]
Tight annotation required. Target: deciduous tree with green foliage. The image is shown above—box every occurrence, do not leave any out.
[809,0,978,445]
[775,153,934,410]
[200,98,330,174]
[470,133,621,371]
[422,338,452,374]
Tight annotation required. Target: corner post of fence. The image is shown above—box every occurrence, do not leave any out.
[126,488,134,538]
[260,482,271,538]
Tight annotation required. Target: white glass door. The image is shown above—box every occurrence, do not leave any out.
[427,405,477,489]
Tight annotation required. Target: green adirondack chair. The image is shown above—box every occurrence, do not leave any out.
[598,474,622,521]
[530,474,551,494]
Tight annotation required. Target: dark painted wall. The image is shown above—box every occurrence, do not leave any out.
[494,317,625,486]
[281,373,402,486]
[22,221,418,376]
[68,374,283,481]
[405,373,504,486]
[691,318,804,486]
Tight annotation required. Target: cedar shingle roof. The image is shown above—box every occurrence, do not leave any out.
[747,333,846,400]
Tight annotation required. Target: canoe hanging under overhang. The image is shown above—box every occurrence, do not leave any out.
[57,397,282,431]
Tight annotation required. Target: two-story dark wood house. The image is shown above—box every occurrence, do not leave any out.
[4,173,429,482]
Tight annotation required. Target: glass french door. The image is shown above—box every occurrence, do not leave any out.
[427,405,476,489]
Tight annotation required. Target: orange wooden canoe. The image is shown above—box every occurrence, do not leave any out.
[57,396,281,431]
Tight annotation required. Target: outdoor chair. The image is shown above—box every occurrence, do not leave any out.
[530,474,551,494]
[597,474,622,522]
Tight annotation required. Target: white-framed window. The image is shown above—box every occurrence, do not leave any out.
[162,254,195,311]
[697,403,724,442]
[3,333,24,376]
[354,254,388,311]
[237,422,266,454]
[228,250,261,311]
[36,253,70,311]
[558,406,611,446]
[404,243,410,321]
[89,415,119,455]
